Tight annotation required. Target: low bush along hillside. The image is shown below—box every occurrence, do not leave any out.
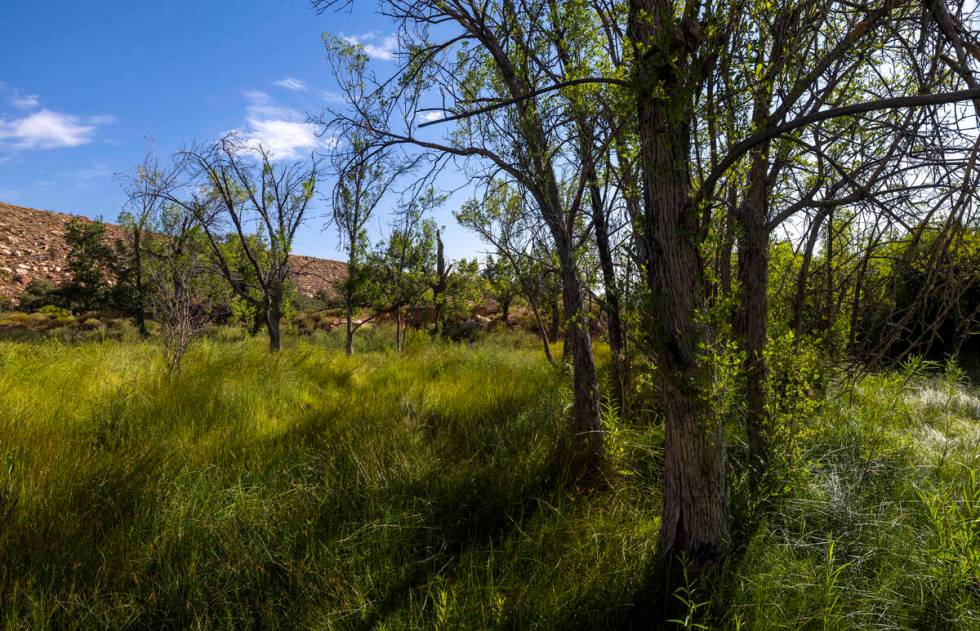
[0,328,978,629]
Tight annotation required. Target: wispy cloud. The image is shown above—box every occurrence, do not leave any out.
[274,77,307,92]
[0,110,112,150]
[233,90,334,160]
[342,32,398,61]
[11,94,39,110]
[0,83,40,110]
[420,111,443,123]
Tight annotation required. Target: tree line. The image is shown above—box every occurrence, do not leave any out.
[312,0,980,590]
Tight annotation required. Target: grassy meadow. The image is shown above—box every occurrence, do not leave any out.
[0,327,978,629]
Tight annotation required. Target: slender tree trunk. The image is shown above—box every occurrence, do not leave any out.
[735,148,771,488]
[630,0,728,568]
[558,245,604,471]
[824,210,835,332]
[433,231,447,338]
[395,306,403,351]
[267,293,282,353]
[549,291,561,343]
[345,303,355,356]
[718,191,737,299]
[588,171,628,412]
[249,312,265,337]
[491,7,604,472]
[133,228,148,338]
[791,212,827,337]
[501,298,511,323]
[564,84,628,410]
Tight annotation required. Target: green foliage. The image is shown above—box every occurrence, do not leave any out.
[62,217,127,313]
[15,279,62,312]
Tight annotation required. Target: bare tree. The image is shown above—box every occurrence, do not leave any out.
[327,34,404,355]
[181,135,321,352]
[315,0,606,475]
[146,207,216,375]
[119,148,179,338]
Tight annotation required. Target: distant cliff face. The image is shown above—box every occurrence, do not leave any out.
[0,202,346,306]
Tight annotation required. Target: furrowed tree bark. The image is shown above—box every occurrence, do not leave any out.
[629,0,728,568]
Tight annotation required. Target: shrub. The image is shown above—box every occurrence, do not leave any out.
[17,279,63,312]
[80,317,104,330]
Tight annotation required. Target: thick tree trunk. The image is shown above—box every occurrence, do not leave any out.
[629,0,728,567]
[501,298,511,323]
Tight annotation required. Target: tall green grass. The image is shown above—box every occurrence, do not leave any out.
[0,329,977,629]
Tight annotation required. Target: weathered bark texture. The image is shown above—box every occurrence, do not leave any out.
[629,0,729,564]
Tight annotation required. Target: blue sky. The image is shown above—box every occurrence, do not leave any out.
[0,1,482,261]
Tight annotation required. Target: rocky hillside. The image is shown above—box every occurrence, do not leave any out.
[0,202,346,306]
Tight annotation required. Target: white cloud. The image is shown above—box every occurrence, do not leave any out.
[0,109,111,150]
[342,32,398,61]
[11,94,39,110]
[421,111,443,123]
[274,77,307,91]
[234,92,334,160]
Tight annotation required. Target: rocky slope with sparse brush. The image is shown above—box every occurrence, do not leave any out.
[0,202,346,306]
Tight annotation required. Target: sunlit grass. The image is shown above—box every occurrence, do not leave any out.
[0,329,977,628]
